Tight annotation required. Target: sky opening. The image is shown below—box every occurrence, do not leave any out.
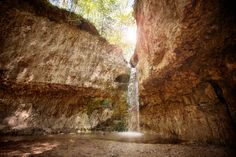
[49,0,136,62]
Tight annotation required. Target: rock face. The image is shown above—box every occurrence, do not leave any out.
[134,0,236,143]
[0,0,129,134]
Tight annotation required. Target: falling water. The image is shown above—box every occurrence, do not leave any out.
[127,67,140,131]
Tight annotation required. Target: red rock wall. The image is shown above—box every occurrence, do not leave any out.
[134,0,236,143]
[0,0,129,134]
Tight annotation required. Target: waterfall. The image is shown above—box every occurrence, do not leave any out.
[127,67,140,131]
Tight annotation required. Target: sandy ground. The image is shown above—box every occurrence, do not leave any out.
[0,134,235,157]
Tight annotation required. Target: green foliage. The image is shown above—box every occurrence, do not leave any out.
[49,0,136,60]
[86,98,112,116]
[114,121,127,132]
[101,98,111,107]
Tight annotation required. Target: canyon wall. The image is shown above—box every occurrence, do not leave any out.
[133,0,236,144]
[0,0,129,134]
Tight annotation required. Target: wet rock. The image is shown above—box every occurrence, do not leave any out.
[115,74,130,83]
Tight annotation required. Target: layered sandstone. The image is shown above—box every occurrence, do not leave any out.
[133,0,236,143]
[0,0,129,134]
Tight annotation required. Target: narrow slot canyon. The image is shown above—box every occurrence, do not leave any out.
[0,0,236,156]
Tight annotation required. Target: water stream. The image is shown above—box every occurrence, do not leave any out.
[127,67,140,132]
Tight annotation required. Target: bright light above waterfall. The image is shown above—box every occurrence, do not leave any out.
[123,26,137,44]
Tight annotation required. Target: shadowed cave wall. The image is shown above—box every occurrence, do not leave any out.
[0,0,130,134]
[132,0,236,144]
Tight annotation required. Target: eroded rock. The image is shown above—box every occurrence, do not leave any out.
[134,0,236,143]
[0,0,129,135]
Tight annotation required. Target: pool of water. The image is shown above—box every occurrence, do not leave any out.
[0,132,183,144]
[0,132,232,157]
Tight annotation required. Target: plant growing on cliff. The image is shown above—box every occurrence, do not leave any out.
[101,98,112,108]
[114,121,127,132]
[86,98,113,116]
